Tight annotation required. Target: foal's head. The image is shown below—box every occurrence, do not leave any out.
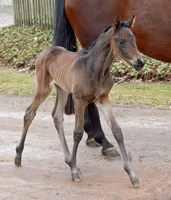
[111,16,144,71]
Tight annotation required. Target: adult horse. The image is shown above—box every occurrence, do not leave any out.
[53,0,170,157]
[64,0,171,63]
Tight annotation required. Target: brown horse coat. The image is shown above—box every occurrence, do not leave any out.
[66,0,171,62]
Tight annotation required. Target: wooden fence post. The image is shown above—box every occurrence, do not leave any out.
[13,0,55,29]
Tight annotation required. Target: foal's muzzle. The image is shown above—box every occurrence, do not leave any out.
[133,59,145,71]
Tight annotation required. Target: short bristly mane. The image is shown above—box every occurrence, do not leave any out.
[81,24,113,54]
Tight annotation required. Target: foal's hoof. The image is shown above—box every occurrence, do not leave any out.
[131,179,140,188]
[72,175,81,183]
[86,138,101,147]
[102,147,120,158]
[14,159,21,167]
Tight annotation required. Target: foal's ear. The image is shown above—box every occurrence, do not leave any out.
[124,15,136,28]
[113,16,120,31]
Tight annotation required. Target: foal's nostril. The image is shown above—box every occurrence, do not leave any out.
[137,59,144,68]
[137,59,143,66]
[133,59,144,71]
[137,59,141,64]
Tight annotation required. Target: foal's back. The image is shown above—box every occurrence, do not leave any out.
[35,46,83,93]
[35,45,113,102]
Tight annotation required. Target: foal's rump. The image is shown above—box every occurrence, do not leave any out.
[35,46,66,71]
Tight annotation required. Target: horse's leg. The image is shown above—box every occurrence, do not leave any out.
[95,96,139,187]
[84,105,101,147]
[67,98,86,182]
[85,102,120,157]
[14,78,52,166]
[51,85,71,165]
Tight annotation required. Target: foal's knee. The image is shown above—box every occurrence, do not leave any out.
[73,128,84,142]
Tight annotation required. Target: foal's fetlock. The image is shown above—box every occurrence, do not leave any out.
[124,165,139,187]
[14,145,23,167]
[69,164,81,182]
[65,158,81,174]
[16,145,23,153]
[71,170,81,183]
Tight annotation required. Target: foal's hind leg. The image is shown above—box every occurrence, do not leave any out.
[95,96,139,187]
[15,75,52,166]
[51,85,71,164]
[68,98,86,182]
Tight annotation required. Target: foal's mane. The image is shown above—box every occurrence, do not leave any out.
[81,24,113,54]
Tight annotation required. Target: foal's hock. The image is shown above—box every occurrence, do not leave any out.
[15,16,144,186]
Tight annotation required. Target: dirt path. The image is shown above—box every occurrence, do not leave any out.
[0,93,171,200]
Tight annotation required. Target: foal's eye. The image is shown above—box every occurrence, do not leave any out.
[117,38,125,45]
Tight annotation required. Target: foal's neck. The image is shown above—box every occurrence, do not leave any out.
[85,27,114,79]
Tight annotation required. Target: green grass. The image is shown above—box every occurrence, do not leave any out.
[0,68,170,109]
[110,84,171,109]
[0,68,57,97]
[0,68,36,96]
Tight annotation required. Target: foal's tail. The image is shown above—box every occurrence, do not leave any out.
[53,0,77,114]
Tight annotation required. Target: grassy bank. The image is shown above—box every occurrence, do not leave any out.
[110,84,171,109]
[0,68,171,109]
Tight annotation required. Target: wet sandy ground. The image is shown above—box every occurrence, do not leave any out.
[0,94,171,200]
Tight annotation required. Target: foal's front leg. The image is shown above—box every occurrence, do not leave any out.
[52,87,84,182]
[68,98,86,182]
[95,96,139,187]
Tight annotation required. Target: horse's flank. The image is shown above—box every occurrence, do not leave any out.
[65,0,171,62]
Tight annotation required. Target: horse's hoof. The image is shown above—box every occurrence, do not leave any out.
[86,138,101,147]
[132,180,140,188]
[72,175,81,183]
[14,159,21,167]
[102,147,120,158]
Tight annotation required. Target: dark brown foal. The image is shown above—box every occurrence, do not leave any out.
[15,16,144,186]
